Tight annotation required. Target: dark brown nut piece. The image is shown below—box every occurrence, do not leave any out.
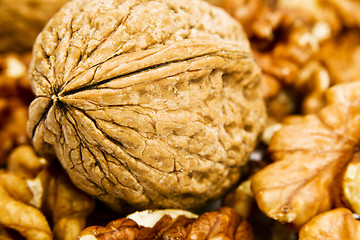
[79,209,197,240]
[251,80,360,229]
[79,207,253,240]
[299,208,360,240]
[0,0,70,53]
[79,218,145,240]
[235,219,254,240]
[186,207,241,239]
[28,0,266,211]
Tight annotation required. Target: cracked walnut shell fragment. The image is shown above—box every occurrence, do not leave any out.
[27,0,266,211]
[251,80,360,228]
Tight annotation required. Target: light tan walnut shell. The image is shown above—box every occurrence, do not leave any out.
[27,0,266,211]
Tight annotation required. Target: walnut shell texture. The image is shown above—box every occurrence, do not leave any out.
[28,0,266,210]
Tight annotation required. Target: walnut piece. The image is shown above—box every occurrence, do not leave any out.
[319,29,360,85]
[0,145,95,240]
[251,80,360,229]
[28,0,266,211]
[45,172,96,240]
[79,207,254,240]
[224,179,254,219]
[299,208,360,240]
[343,152,360,215]
[0,147,52,240]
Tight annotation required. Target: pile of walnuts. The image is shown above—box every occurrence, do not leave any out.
[222,0,360,239]
[1,0,360,240]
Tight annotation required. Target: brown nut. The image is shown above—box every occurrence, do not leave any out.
[79,218,145,240]
[251,80,360,229]
[28,0,266,211]
[79,207,253,240]
[299,208,360,240]
[79,209,198,240]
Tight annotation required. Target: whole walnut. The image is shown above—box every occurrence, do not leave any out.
[27,0,266,211]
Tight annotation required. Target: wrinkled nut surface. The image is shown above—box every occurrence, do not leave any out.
[79,207,253,240]
[0,182,53,240]
[0,159,52,240]
[28,0,266,210]
[0,145,95,240]
[252,80,360,228]
[299,208,360,240]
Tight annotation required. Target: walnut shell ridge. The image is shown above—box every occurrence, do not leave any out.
[27,0,266,211]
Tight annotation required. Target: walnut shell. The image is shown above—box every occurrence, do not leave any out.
[27,0,266,210]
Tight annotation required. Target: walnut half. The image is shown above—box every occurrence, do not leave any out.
[79,207,254,240]
[27,0,266,211]
[252,80,360,228]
